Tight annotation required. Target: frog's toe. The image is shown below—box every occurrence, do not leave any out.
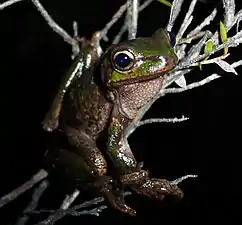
[104,191,136,216]
[113,201,136,216]
[130,178,184,200]
[94,176,136,216]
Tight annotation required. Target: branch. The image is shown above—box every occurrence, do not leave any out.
[0,0,24,10]
[30,0,79,55]
[0,169,48,209]
[15,180,49,225]
[34,173,197,225]
[164,74,221,95]
[166,0,184,32]
[33,193,132,225]
[112,0,155,44]
[60,189,80,210]
[176,0,198,42]
[163,59,242,95]
[127,0,139,39]
[100,1,128,41]
[125,0,241,139]
[126,115,189,137]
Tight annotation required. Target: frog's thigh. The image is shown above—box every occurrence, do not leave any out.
[45,148,94,182]
[66,129,107,177]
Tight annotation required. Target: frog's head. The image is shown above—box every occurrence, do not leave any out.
[100,28,178,88]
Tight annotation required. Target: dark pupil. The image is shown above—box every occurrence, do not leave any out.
[168,31,176,47]
[114,53,132,68]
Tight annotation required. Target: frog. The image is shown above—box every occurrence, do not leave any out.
[42,28,182,216]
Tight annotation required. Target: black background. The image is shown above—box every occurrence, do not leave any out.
[0,0,241,224]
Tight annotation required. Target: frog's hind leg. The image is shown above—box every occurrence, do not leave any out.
[129,178,184,200]
[50,128,136,216]
[121,169,184,201]
[44,148,96,184]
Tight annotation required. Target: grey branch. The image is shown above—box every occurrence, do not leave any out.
[112,0,155,44]
[176,0,198,42]
[127,0,139,39]
[35,171,196,225]
[34,193,132,225]
[171,175,198,185]
[166,0,184,32]
[30,0,79,55]
[187,8,217,38]
[15,180,49,225]
[0,0,24,10]
[0,169,48,209]
[100,2,128,41]
[60,189,80,210]
[126,116,189,137]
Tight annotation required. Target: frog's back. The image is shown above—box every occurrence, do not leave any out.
[59,66,112,138]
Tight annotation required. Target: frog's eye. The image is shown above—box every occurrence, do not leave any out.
[112,50,135,71]
[168,31,176,48]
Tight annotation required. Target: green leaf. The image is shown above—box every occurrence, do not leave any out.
[219,21,228,54]
[199,39,214,70]
[158,0,172,7]
[204,40,213,54]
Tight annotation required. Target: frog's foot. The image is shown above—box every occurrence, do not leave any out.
[130,178,184,200]
[93,175,136,216]
[120,162,149,185]
[120,162,183,200]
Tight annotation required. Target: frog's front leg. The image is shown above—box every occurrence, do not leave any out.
[107,116,184,203]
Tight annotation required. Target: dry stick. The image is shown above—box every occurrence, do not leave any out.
[112,0,155,44]
[176,0,198,42]
[0,0,24,10]
[127,0,139,39]
[133,116,189,134]
[0,169,48,209]
[100,1,128,41]
[15,180,49,225]
[166,0,185,32]
[60,189,80,210]
[164,60,242,95]
[36,174,198,225]
[30,0,79,55]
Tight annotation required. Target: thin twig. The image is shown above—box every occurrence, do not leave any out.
[126,116,189,137]
[0,169,48,209]
[166,0,185,32]
[127,0,139,39]
[112,0,155,44]
[171,175,198,185]
[0,0,24,10]
[36,193,132,225]
[30,0,79,54]
[100,1,128,41]
[15,180,49,225]
[137,116,189,126]
[176,0,198,42]
[164,74,221,95]
[187,8,217,38]
[60,189,80,210]
[222,0,235,28]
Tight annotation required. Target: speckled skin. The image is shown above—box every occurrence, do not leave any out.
[43,29,183,216]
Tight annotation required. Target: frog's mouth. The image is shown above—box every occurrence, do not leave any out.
[109,56,178,87]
